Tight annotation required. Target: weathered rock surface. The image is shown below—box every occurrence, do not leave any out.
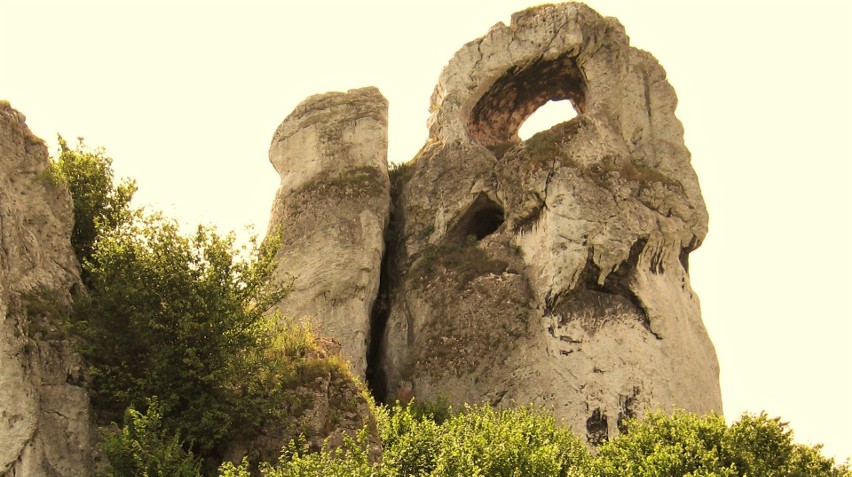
[379,2,722,444]
[0,102,95,475]
[267,87,390,379]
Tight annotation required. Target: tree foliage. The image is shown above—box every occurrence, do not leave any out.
[72,213,288,454]
[51,136,136,267]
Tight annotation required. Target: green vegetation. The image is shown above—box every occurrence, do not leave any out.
[51,136,137,267]
[594,410,849,476]
[71,213,289,454]
[236,403,848,477]
[54,139,349,474]
[99,399,202,477]
[388,160,414,191]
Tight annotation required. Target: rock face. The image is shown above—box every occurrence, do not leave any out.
[0,102,95,475]
[377,2,722,443]
[265,2,720,446]
[267,87,390,379]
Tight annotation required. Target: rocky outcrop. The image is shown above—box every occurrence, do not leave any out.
[262,2,720,446]
[267,87,390,379]
[378,2,722,444]
[0,102,95,475]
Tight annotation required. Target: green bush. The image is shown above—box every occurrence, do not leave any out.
[258,402,590,477]
[99,398,201,477]
[594,410,849,477]
[259,431,375,477]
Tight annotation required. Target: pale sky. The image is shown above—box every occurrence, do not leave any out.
[2,0,850,462]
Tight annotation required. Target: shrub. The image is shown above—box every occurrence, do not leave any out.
[99,398,201,477]
[595,410,850,477]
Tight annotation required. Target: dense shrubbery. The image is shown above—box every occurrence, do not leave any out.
[594,410,848,477]
[72,213,289,454]
[224,402,848,477]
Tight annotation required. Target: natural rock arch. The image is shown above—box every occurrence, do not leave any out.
[466,53,586,146]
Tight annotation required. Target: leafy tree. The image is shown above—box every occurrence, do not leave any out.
[99,398,201,477]
[51,136,136,268]
[72,212,288,455]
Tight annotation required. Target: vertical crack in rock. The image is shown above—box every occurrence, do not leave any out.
[365,232,392,403]
[617,386,640,434]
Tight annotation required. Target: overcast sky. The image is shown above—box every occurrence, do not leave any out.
[2,0,850,462]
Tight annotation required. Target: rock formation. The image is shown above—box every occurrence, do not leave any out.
[0,102,95,475]
[267,2,722,445]
[267,87,390,379]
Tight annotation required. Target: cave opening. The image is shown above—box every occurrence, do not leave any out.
[518,99,579,140]
[466,52,586,147]
[448,193,505,242]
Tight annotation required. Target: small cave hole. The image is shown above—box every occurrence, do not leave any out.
[518,99,579,140]
[448,194,505,242]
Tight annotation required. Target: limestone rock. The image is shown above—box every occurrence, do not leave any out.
[268,87,390,379]
[380,3,721,444]
[0,101,96,475]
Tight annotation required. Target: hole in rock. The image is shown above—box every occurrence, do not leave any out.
[518,99,579,140]
[466,52,586,146]
[448,193,505,242]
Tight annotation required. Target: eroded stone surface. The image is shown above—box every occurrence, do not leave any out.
[267,87,390,379]
[381,2,721,443]
[0,101,96,476]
